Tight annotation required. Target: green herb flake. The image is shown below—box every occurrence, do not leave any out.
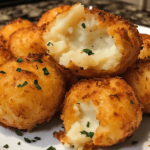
[36,123,41,127]
[80,130,94,138]
[81,23,86,29]
[42,67,50,75]
[34,137,41,140]
[77,103,80,105]
[131,141,138,145]
[16,57,24,63]
[72,145,74,148]
[0,71,6,74]
[36,65,38,70]
[101,69,105,71]
[18,142,20,145]
[141,46,143,50]
[99,12,102,15]
[24,137,31,143]
[83,49,94,55]
[3,144,9,148]
[47,146,56,150]
[15,130,22,136]
[34,79,41,90]
[86,122,90,128]
[17,81,28,88]
[47,42,53,46]
[130,100,134,104]
[80,67,84,70]
[43,27,45,30]
[32,140,36,142]
[134,67,139,70]
[37,60,43,63]
[16,68,25,72]
[148,56,150,59]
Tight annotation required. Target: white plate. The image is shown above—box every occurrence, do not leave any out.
[0,25,150,150]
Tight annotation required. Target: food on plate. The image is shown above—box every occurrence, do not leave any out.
[122,59,150,113]
[0,55,65,131]
[8,26,46,57]
[37,5,70,27]
[42,3,142,77]
[0,47,12,65]
[138,34,150,59]
[0,18,33,49]
[54,78,142,149]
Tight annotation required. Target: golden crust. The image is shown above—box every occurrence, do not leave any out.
[56,77,142,147]
[0,55,65,131]
[8,26,47,57]
[122,59,150,113]
[37,5,70,27]
[0,18,33,49]
[138,34,150,59]
[43,4,142,77]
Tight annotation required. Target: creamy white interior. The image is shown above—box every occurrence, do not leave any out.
[43,3,121,70]
[66,101,99,150]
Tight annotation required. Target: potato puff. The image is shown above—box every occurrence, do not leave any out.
[138,34,150,59]
[42,3,142,78]
[0,18,33,49]
[37,5,70,27]
[54,78,142,149]
[0,56,65,131]
[8,26,47,57]
[122,59,150,113]
[0,46,12,65]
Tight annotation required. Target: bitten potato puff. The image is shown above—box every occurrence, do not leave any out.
[122,60,150,113]
[54,78,142,149]
[43,3,142,77]
[0,18,33,49]
[37,5,70,27]
[9,26,46,57]
[0,55,65,131]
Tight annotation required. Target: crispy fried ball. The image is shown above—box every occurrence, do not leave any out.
[0,47,12,65]
[37,5,70,27]
[138,34,150,59]
[122,59,150,113]
[0,18,33,49]
[42,3,142,78]
[54,78,142,149]
[0,56,65,131]
[8,26,46,57]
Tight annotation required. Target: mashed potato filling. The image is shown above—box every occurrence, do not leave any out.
[44,3,121,70]
[66,101,99,150]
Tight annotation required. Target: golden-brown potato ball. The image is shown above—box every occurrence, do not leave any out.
[122,59,150,113]
[0,18,33,49]
[54,78,142,149]
[0,46,12,65]
[8,26,46,57]
[37,5,70,27]
[0,55,65,131]
[42,3,142,78]
[138,34,150,59]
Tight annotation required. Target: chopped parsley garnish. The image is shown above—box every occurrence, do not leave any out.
[34,137,41,140]
[83,49,94,55]
[148,56,150,59]
[47,42,53,46]
[17,81,28,88]
[18,142,20,145]
[36,123,41,127]
[80,67,84,70]
[81,23,86,29]
[16,68,25,72]
[37,60,43,63]
[3,144,9,148]
[72,145,74,148]
[24,137,31,143]
[101,69,105,71]
[110,94,118,97]
[80,130,94,138]
[15,130,23,136]
[130,100,134,104]
[36,65,38,70]
[43,27,45,30]
[16,57,24,63]
[77,103,80,105]
[86,122,90,128]
[47,146,56,150]
[42,67,50,75]
[141,46,143,50]
[26,58,30,61]
[0,71,6,74]
[99,12,102,15]
[134,67,139,70]
[131,141,138,145]
[32,140,36,142]
[34,79,41,90]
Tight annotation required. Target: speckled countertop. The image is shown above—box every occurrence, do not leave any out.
[0,0,150,28]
